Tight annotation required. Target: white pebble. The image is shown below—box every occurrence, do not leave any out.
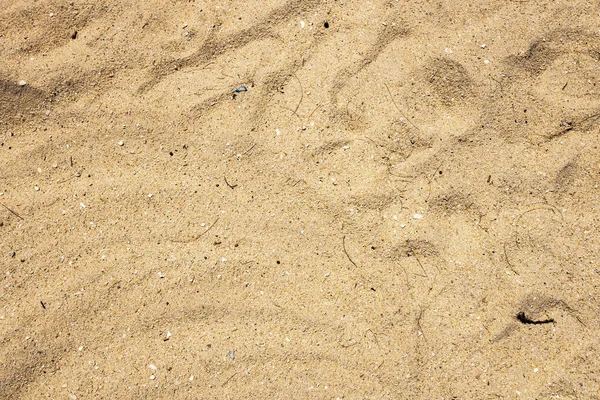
[165,331,172,340]
[118,140,124,146]
[150,375,155,380]
[34,186,40,191]
[148,364,157,370]
[18,80,27,86]
[300,21,305,28]
[413,213,424,219]
[80,203,86,208]
[275,129,281,136]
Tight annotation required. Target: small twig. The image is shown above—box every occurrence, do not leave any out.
[515,204,561,225]
[503,243,519,275]
[342,235,359,269]
[227,143,256,159]
[171,217,220,243]
[306,104,320,120]
[414,256,428,278]
[241,143,256,156]
[224,176,237,189]
[550,112,600,139]
[292,73,304,117]
[384,83,421,133]
[416,306,427,340]
[221,371,239,387]
[0,202,24,220]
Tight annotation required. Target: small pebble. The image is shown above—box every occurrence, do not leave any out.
[413,213,424,219]
[148,364,157,370]
[18,80,27,86]
[150,375,155,380]
[34,186,40,191]
[118,140,124,146]
[165,331,172,341]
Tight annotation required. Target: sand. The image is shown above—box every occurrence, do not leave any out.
[1,0,600,398]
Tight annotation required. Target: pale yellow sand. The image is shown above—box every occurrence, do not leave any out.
[1,1,599,398]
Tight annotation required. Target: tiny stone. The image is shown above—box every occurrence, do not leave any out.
[18,80,27,86]
[148,364,157,370]
[413,213,424,219]
[150,375,155,380]
[34,186,40,191]
[118,141,124,146]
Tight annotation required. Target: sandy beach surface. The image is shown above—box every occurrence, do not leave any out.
[1,1,600,398]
